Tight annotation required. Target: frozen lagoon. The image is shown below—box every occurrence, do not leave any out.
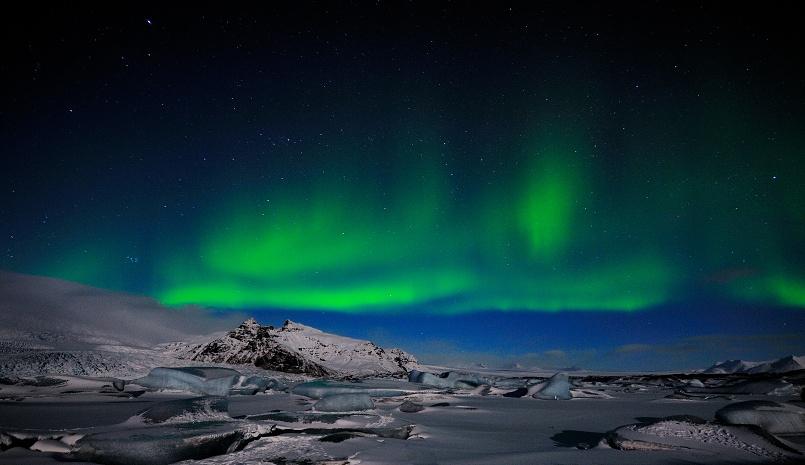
[1,370,804,464]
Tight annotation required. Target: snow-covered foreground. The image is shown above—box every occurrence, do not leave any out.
[1,369,803,465]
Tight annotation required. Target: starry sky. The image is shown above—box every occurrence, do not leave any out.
[2,2,804,371]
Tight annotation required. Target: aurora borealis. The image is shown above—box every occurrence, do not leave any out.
[2,3,804,369]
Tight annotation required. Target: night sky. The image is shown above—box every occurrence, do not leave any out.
[2,3,804,370]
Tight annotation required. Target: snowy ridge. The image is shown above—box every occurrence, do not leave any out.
[702,355,805,374]
[169,318,421,378]
[0,271,242,351]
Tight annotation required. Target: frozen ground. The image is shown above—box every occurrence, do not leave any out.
[1,367,804,464]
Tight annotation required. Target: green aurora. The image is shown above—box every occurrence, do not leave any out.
[42,121,800,315]
[4,3,804,320]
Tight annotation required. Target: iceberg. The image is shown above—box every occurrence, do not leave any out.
[313,393,375,412]
[715,400,805,435]
[407,370,489,389]
[529,373,572,400]
[130,367,285,396]
[686,379,705,388]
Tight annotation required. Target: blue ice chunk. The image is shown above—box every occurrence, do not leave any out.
[530,373,572,400]
[131,367,241,396]
[716,400,805,435]
[407,370,489,389]
[242,375,287,392]
[313,393,375,412]
[130,367,286,396]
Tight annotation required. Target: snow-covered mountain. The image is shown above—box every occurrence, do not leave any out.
[168,318,421,378]
[0,271,419,379]
[702,355,805,374]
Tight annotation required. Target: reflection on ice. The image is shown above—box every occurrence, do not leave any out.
[292,378,438,399]
[314,392,375,412]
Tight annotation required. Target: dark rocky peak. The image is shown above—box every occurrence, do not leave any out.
[280,320,303,332]
[228,319,269,341]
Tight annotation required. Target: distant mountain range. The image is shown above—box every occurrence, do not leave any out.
[702,355,805,374]
[167,318,420,378]
[1,271,802,379]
